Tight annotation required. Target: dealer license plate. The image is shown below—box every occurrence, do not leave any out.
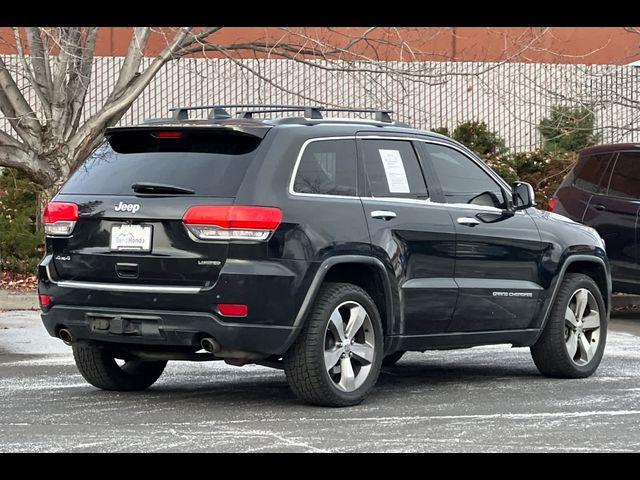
[110,224,152,252]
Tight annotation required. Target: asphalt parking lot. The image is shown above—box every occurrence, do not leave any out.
[1,310,640,452]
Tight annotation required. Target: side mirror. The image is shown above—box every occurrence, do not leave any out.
[512,181,535,210]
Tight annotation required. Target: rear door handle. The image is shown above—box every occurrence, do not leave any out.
[593,204,607,211]
[371,210,397,220]
[457,217,480,227]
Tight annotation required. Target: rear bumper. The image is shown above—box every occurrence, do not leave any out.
[41,305,298,356]
[37,253,319,356]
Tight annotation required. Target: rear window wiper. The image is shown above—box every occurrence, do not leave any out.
[131,182,195,194]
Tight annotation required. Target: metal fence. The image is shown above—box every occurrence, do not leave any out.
[3,56,640,151]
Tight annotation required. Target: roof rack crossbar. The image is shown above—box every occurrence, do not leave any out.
[320,108,393,123]
[236,107,394,123]
[168,105,395,123]
[236,107,323,119]
[170,104,317,120]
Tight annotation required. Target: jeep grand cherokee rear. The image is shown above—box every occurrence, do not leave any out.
[39,106,611,407]
[39,123,307,363]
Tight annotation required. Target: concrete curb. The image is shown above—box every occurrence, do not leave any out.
[0,290,39,310]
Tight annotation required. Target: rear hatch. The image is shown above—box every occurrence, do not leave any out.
[48,125,269,287]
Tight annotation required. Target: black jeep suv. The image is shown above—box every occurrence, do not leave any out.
[38,105,611,407]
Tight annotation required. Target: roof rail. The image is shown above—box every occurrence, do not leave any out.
[168,105,396,123]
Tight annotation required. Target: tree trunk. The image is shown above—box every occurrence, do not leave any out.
[36,175,66,230]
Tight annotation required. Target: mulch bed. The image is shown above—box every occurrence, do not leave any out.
[1,270,37,292]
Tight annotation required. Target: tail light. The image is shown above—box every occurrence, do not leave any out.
[182,205,282,241]
[151,131,183,138]
[43,202,78,236]
[547,197,557,212]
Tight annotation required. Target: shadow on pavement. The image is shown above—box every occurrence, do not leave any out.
[67,358,543,410]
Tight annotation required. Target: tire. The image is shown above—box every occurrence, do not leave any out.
[72,344,167,391]
[382,350,405,367]
[284,282,384,407]
[531,273,607,378]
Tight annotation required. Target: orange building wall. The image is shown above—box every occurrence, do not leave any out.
[1,27,639,64]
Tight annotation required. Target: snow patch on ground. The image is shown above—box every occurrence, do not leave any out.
[3,310,640,452]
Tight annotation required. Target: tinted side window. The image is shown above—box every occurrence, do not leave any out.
[573,153,613,194]
[361,140,428,198]
[424,143,506,207]
[293,139,357,196]
[607,153,640,199]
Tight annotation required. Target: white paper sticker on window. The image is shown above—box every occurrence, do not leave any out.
[379,149,410,193]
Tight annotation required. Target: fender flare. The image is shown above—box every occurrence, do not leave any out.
[534,254,610,343]
[279,255,395,353]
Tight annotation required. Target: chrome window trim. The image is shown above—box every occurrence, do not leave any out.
[364,197,435,206]
[288,134,518,215]
[357,136,431,202]
[354,134,512,195]
[412,137,513,192]
[289,136,360,200]
[356,135,517,213]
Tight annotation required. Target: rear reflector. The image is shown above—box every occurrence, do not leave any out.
[183,206,282,241]
[38,294,52,307]
[43,202,78,236]
[217,303,248,317]
[547,197,557,212]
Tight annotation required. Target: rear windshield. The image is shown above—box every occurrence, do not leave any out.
[61,130,262,196]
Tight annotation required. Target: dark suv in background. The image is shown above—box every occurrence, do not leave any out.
[38,105,611,407]
[550,143,640,294]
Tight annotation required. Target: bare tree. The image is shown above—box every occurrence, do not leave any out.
[1,26,408,197]
[0,27,223,196]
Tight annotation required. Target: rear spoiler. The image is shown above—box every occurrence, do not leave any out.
[105,125,269,155]
[106,123,271,140]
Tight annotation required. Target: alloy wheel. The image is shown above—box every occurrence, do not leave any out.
[323,301,376,392]
[564,288,601,366]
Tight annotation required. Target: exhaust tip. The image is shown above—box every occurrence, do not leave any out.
[59,328,73,345]
[200,337,220,354]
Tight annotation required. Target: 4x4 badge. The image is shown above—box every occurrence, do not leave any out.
[114,202,140,214]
